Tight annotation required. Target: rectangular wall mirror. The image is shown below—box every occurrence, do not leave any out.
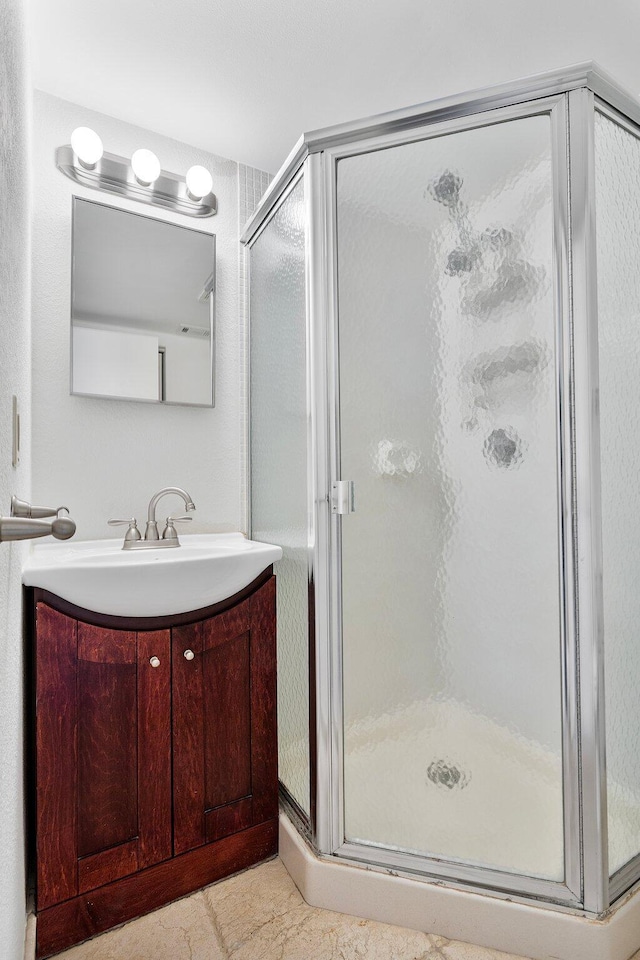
[71,197,215,406]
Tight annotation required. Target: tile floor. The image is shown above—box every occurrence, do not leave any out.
[52,857,545,960]
[51,856,640,960]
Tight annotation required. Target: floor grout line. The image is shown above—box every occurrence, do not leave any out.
[200,891,232,960]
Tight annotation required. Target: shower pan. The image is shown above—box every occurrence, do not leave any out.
[242,63,640,934]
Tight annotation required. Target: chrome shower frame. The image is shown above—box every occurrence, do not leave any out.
[242,62,640,918]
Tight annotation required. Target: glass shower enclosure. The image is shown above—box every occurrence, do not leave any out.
[243,63,640,916]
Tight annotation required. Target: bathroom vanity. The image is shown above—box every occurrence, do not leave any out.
[27,568,278,958]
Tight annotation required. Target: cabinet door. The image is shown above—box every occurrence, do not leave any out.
[172,577,278,854]
[36,605,172,909]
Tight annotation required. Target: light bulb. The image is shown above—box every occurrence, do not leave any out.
[131,149,161,186]
[185,165,213,200]
[70,127,103,168]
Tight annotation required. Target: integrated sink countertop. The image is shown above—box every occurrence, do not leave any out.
[22,532,283,617]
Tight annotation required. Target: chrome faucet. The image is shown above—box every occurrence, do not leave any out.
[145,487,196,540]
[108,486,196,550]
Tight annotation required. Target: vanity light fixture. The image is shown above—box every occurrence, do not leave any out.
[186,165,213,201]
[131,148,161,186]
[56,131,217,218]
[70,127,104,169]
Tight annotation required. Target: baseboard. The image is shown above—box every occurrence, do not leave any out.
[24,912,36,960]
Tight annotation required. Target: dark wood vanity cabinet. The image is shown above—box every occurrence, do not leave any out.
[31,573,278,959]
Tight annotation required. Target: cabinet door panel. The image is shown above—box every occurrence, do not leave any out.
[172,577,278,855]
[36,605,172,907]
[205,796,253,843]
[249,576,279,824]
[78,839,139,894]
[78,625,137,663]
[172,621,205,854]
[137,631,172,868]
[204,632,252,809]
[77,633,138,856]
[36,605,79,909]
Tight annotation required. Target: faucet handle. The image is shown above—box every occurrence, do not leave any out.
[108,518,142,542]
[162,515,192,541]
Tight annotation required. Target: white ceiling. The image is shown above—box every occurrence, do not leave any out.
[29,0,640,174]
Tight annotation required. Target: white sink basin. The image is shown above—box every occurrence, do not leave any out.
[22,533,283,617]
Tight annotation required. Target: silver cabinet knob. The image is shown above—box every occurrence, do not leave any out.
[183,649,195,661]
[149,656,160,668]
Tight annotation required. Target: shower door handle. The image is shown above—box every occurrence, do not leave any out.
[331,481,355,515]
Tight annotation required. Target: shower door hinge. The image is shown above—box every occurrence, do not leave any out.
[331,480,355,515]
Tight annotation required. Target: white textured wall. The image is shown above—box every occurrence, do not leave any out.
[0,2,32,958]
[32,92,243,538]
[238,163,272,533]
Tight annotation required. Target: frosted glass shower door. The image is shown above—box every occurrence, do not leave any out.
[336,114,565,880]
[250,178,310,817]
[595,109,640,882]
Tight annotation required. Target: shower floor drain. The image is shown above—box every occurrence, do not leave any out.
[427,759,470,790]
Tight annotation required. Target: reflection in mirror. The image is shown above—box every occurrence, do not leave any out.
[71,198,215,406]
